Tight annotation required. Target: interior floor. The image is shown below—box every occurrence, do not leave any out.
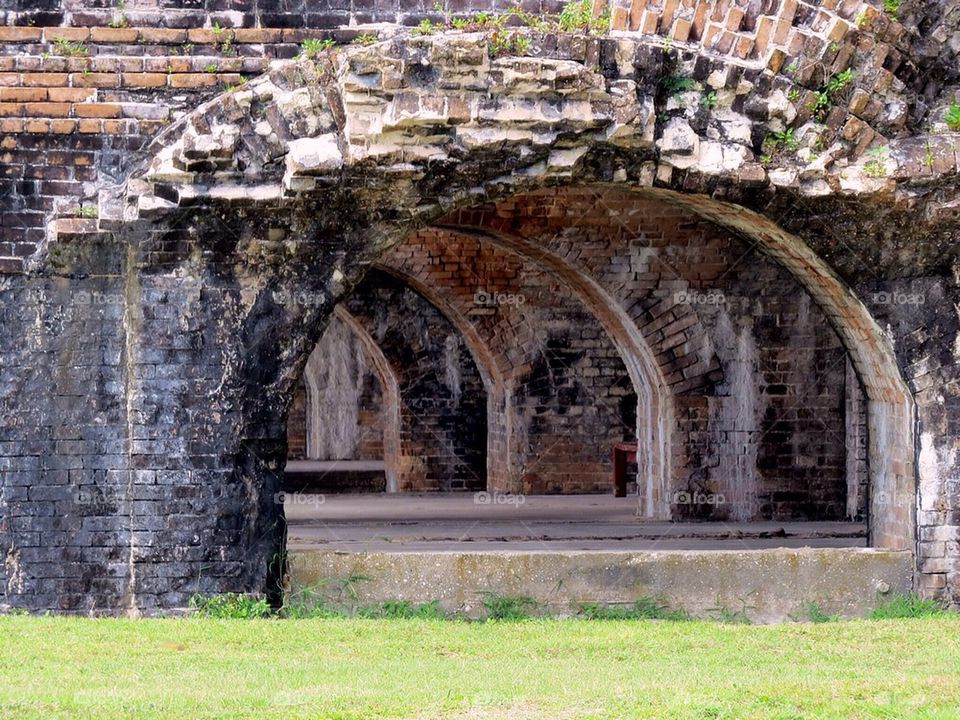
[284,493,867,552]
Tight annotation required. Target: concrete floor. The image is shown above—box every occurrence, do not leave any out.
[285,493,867,552]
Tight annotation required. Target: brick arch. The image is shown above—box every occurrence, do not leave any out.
[372,264,514,491]
[435,224,674,518]
[380,233,641,495]
[445,184,914,545]
[328,306,403,493]
[13,28,930,611]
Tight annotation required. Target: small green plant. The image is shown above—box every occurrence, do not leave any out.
[357,600,448,619]
[944,101,960,131]
[699,90,717,109]
[414,17,443,34]
[299,37,336,59]
[204,63,217,73]
[787,86,800,102]
[708,606,753,624]
[883,0,900,16]
[826,68,854,94]
[760,127,800,163]
[784,61,799,76]
[854,10,868,27]
[488,28,530,57]
[577,597,689,621]
[661,34,673,53]
[660,73,695,97]
[558,0,609,35]
[51,37,88,57]
[796,601,837,623]
[924,141,935,169]
[869,593,949,619]
[211,21,235,55]
[480,592,539,620]
[73,204,97,218]
[109,0,128,28]
[828,41,840,53]
[189,593,272,619]
[808,89,830,118]
[864,144,888,177]
[352,33,377,45]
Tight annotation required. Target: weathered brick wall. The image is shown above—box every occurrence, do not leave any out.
[2,8,959,613]
[449,187,864,519]
[340,270,488,491]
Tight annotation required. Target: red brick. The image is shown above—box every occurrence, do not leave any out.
[49,119,78,134]
[24,119,50,133]
[23,102,71,117]
[0,88,47,102]
[233,28,283,43]
[90,27,140,43]
[47,87,95,102]
[74,103,122,118]
[42,27,90,42]
[77,118,101,133]
[73,73,119,88]
[0,27,42,42]
[0,118,23,133]
[169,73,220,88]
[22,73,70,87]
[0,103,23,117]
[121,73,168,88]
[137,28,188,44]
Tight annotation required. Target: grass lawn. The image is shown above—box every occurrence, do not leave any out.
[1,615,959,719]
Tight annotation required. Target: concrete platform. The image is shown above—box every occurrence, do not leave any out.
[283,494,902,621]
[284,493,868,552]
[287,547,914,622]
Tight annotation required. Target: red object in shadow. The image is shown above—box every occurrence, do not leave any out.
[611,441,638,497]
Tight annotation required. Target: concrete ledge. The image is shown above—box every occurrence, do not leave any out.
[287,548,914,623]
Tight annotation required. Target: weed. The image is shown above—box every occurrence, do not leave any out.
[660,73,695,97]
[558,0,609,35]
[826,68,853,94]
[51,37,88,57]
[708,606,753,624]
[854,10,868,26]
[796,601,837,623]
[924,141,934,168]
[357,600,448,619]
[577,596,689,621]
[73,204,97,218]
[864,144,888,177]
[944,101,960,131]
[480,592,539,620]
[189,593,272,619]
[883,0,900,16]
[211,21,235,55]
[489,28,530,57]
[352,33,377,45]
[299,37,336,59]
[204,63,217,73]
[109,0,128,28]
[699,90,717,109]
[869,593,949,619]
[787,86,800,102]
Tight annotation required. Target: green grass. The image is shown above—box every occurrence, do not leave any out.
[2,615,960,718]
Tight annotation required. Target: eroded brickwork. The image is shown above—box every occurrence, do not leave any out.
[2,3,959,612]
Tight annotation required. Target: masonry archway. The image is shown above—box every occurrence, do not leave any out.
[29,29,922,611]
